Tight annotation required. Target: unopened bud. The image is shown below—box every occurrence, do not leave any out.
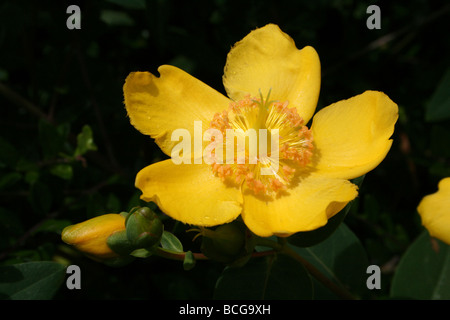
[106,230,134,255]
[200,222,246,263]
[125,207,163,249]
[61,213,126,260]
[183,251,196,271]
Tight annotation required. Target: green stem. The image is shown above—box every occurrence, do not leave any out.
[255,237,357,300]
[154,237,357,300]
[153,247,209,261]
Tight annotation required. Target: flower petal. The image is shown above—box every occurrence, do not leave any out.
[417,177,450,245]
[241,173,358,237]
[124,65,230,156]
[135,159,243,226]
[223,24,321,124]
[311,90,398,179]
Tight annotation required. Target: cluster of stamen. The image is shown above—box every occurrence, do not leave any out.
[208,92,314,196]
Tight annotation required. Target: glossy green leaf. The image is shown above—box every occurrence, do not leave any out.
[426,67,450,122]
[130,248,153,258]
[160,231,183,253]
[0,261,66,300]
[214,254,313,299]
[290,223,369,298]
[74,125,97,157]
[391,231,450,299]
[49,164,73,180]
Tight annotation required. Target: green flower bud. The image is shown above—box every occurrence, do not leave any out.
[125,207,163,249]
[183,251,196,271]
[200,222,247,263]
[106,230,135,255]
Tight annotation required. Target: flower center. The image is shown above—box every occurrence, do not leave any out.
[207,92,314,196]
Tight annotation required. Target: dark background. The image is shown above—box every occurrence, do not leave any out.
[0,0,449,299]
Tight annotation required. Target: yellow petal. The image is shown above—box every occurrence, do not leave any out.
[123,65,230,156]
[417,177,450,245]
[223,24,321,124]
[135,159,243,226]
[241,173,358,237]
[62,214,126,259]
[311,90,398,179]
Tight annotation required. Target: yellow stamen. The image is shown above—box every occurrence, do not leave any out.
[208,92,314,196]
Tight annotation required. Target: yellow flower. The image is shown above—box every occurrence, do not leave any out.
[123,24,398,237]
[417,177,450,245]
[62,214,126,259]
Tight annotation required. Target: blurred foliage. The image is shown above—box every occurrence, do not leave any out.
[0,0,449,299]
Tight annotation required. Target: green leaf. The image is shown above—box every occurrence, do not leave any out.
[391,231,450,299]
[106,0,146,9]
[290,223,369,298]
[0,172,21,190]
[426,67,450,122]
[24,170,39,185]
[130,248,153,258]
[49,163,73,180]
[288,175,365,247]
[214,254,313,299]
[0,261,66,300]
[160,231,183,253]
[100,10,135,27]
[74,125,97,157]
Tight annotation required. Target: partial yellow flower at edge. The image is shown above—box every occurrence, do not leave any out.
[124,23,399,237]
[417,177,450,245]
[62,214,126,260]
